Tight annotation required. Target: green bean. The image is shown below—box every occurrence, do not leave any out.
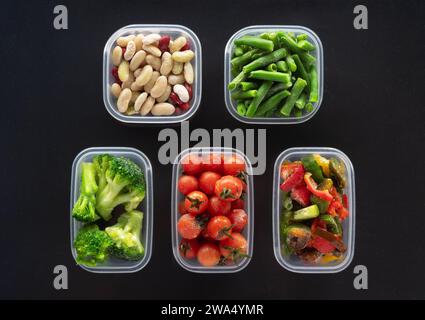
[231,89,257,100]
[237,101,247,116]
[285,55,297,72]
[264,82,292,99]
[305,102,314,113]
[243,48,287,74]
[264,109,276,117]
[249,70,291,83]
[244,99,251,108]
[292,54,310,86]
[231,49,259,68]
[231,65,240,77]
[297,40,315,51]
[295,93,307,109]
[234,46,244,57]
[296,33,308,41]
[276,61,288,72]
[235,36,274,52]
[266,63,277,72]
[246,81,273,117]
[240,81,258,91]
[309,65,319,102]
[228,71,246,90]
[256,90,291,116]
[278,32,303,54]
[294,109,303,117]
[300,52,316,67]
[280,78,307,116]
[287,32,296,41]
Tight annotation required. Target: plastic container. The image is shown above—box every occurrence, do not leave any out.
[224,25,324,124]
[171,147,254,273]
[103,24,202,124]
[70,147,153,273]
[273,147,355,273]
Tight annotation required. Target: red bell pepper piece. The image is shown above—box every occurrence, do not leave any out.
[280,163,305,192]
[290,185,311,206]
[304,172,333,201]
[310,236,336,254]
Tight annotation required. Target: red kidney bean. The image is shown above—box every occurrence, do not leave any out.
[111,67,122,84]
[159,35,171,52]
[180,42,190,51]
[180,102,190,111]
[184,83,193,100]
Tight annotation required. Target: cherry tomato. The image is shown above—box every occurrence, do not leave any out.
[181,154,202,175]
[178,200,187,215]
[207,215,233,241]
[179,239,200,259]
[197,242,221,267]
[219,232,248,261]
[201,227,212,241]
[231,198,245,210]
[202,153,223,173]
[208,196,231,216]
[178,175,198,195]
[223,154,246,176]
[199,171,221,195]
[214,175,243,202]
[228,209,248,233]
[177,214,202,239]
[184,191,209,215]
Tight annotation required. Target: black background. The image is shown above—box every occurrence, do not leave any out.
[1,0,424,300]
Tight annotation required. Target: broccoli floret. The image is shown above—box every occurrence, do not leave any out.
[95,156,145,221]
[93,154,113,191]
[72,162,100,222]
[74,224,113,266]
[105,210,144,261]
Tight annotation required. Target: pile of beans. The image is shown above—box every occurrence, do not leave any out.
[110,33,195,116]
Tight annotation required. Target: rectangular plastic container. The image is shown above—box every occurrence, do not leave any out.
[224,25,324,124]
[171,147,254,273]
[103,24,202,124]
[273,147,355,273]
[70,147,153,273]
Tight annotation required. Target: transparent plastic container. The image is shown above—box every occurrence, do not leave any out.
[103,24,202,124]
[273,147,355,273]
[70,147,153,273]
[171,147,254,273]
[224,25,324,124]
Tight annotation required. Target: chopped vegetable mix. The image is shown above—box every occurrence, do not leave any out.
[228,30,319,118]
[279,154,349,265]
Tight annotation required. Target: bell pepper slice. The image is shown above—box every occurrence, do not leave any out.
[301,156,324,182]
[313,154,330,177]
[280,163,305,192]
[310,195,329,213]
[310,236,335,254]
[319,214,342,235]
[314,228,346,253]
[290,185,311,207]
[304,172,333,202]
[293,204,319,221]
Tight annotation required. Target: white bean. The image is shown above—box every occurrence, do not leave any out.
[160,52,173,76]
[117,35,135,47]
[173,84,189,103]
[112,46,123,66]
[121,71,134,89]
[129,50,146,71]
[143,33,161,45]
[110,83,122,98]
[140,96,156,115]
[168,74,185,85]
[142,44,162,57]
[150,76,168,98]
[131,91,140,103]
[151,102,175,116]
[172,50,194,63]
[118,60,130,82]
[134,92,148,111]
[184,62,194,84]
[117,88,132,113]
[169,36,187,53]
[156,85,171,103]
[124,41,136,60]
[172,61,183,75]
[134,34,144,51]
[135,65,153,86]
[146,54,162,71]
[144,71,160,93]
[133,68,143,78]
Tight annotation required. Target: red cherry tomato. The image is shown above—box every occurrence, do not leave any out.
[214,175,243,202]
[201,227,213,241]
[198,171,221,195]
[228,209,248,233]
[208,196,231,216]
[202,153,223,173]
[223,154,246,176]
[178,200,187,215]
[177,214,202,239]
[181,153,202,175]
[178,175,198,195]
[219,233,248,261]
[179,239,200,259]
[197,242,221,267]
[184,191,209,215]
[207,215,233,241]
[231,198,245,210]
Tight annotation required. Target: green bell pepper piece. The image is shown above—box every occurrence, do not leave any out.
[293,204,320,221]
[301,155,324,182]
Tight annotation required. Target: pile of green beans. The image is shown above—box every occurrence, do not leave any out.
[228,31,318,118]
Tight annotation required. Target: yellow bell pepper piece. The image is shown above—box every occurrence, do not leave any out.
[313,154,330,177]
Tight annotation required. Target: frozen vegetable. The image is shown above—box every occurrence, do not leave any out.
[228,30,319,118]
[279,155,349,264]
